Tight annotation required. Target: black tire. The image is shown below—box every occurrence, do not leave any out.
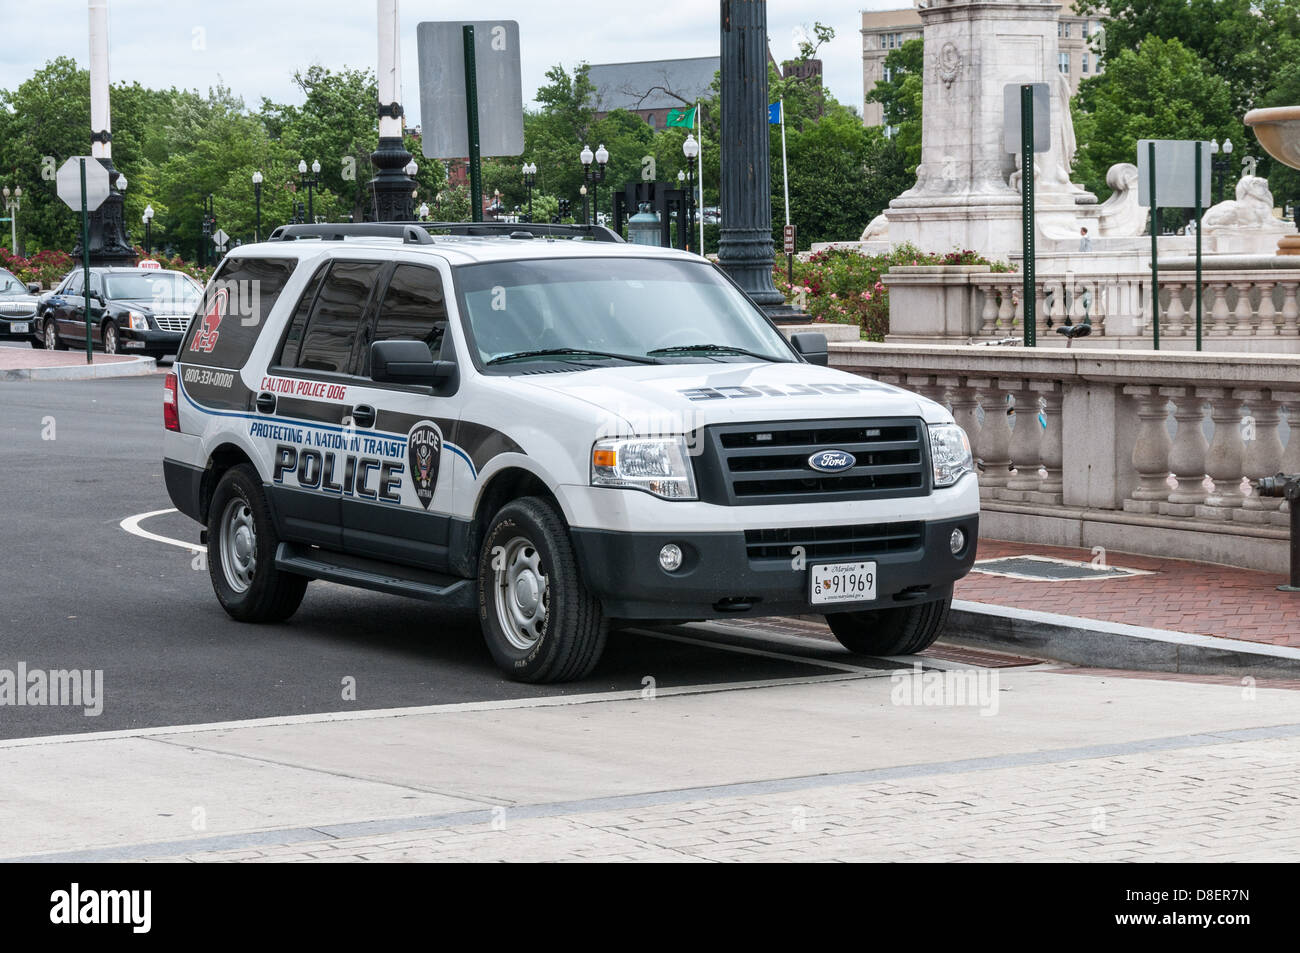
[207,463,307,623]
[101,321,119,355]
[43,319,65,351]
[477,496,607,683]
[826,597,951,656]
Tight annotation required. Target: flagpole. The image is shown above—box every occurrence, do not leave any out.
[779,99,790,227]
[697,100,704,255]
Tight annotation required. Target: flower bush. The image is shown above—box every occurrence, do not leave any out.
[0,248,74,290]
[773,242,1014,341]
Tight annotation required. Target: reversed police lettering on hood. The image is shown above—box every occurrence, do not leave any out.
[407,421,443,510]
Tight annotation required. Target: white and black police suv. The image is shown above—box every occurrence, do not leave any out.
[163,222,979,683]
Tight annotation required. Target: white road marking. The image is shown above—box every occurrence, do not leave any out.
[119,507,203,553]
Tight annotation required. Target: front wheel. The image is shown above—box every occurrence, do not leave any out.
[43,319,65,351]
[102,321,119,355]
[207,464,308,623]
[825,597,951,656]
[477,496,607,683]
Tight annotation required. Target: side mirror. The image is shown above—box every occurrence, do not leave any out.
[25,283,40,295]
[371,339,455,387]
[790,331,829,367]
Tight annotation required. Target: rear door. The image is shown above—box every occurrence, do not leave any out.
[338,261,461,569]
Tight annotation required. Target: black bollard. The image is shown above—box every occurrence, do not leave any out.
[1257,474,1300,592]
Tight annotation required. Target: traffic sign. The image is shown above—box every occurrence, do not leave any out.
[1137,140,1213,209]
[56,157,110,212]
[417,21,524,159]
[783,224,796,255]
[212,228,229,247]
[1002,83,1051,154]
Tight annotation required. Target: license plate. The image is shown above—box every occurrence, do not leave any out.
[11,322,28,334]
[810,561,877,605]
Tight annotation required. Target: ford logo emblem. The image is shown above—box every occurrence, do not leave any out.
[808,450,856,473]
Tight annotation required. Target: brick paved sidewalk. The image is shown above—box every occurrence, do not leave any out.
[0,347,135,369]
[956,539,1300,648]
[136,733,1300,863]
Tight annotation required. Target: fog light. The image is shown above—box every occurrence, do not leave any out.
[949,528,966,555]
[658,543,683,572]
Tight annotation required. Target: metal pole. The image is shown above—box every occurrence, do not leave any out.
[255,184,261,243]
[1021,84,1035,347]
[463,25,483,223]
[80,159,92,364]
[1194,140,1203,352]
[1149,141,1160,351]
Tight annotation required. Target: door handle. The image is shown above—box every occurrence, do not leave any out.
[351,404,376,428]
[256,392,277,414]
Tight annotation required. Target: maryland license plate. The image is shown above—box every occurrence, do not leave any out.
[810,561,877,605]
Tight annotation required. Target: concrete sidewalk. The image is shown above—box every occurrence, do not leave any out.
[3,662,1300,863]
[0,347,156,381]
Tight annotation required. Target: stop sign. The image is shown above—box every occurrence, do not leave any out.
[56,157,111,212]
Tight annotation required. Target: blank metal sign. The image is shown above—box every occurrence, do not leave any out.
[417,20,524,160]
[1137,139,1213,208]
[1002,83,1050,154]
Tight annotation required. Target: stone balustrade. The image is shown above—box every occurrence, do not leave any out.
[830,343,1300,571]
[885,263,1300,352]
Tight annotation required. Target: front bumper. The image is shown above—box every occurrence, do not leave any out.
[121,327,183,355]
[571,515,979,620]
[0,314,38,340]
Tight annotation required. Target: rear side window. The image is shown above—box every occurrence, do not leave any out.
[360,264,448,376]
[181,257,295,368]
[295,261,384,374]
[276,263,328,368]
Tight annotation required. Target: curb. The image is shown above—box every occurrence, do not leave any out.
[0,356,157,382]
[947,599,1300,676]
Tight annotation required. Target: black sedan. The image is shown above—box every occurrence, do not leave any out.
[37,266,202,357]
[0,267,42,345]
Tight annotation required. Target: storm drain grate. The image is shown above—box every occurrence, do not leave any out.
[971,555,1155,582]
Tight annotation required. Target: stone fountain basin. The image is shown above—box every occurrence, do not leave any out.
[1245,106,1300,169]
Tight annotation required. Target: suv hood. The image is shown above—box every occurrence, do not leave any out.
[511,360,947,430]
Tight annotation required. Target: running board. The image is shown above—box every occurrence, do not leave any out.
[275,543,476,608]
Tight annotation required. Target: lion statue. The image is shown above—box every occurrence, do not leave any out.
[859,213,890,242]
[1202,175,1292,231]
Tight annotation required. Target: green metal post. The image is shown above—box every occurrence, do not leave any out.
[81,159,93,364]
[1194,140,1203,352]
[463,25,483,223]
[1021,85,1035,347]
[1149,141,1159,351]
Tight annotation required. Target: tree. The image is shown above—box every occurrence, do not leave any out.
[795,22,836,62]
[1070,35,1236,200]
[865,38,923,175]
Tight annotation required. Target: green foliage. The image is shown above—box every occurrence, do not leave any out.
[1071,36,1236,201]
[774,244,1012,342]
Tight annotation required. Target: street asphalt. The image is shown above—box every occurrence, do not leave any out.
[0,375,851,740]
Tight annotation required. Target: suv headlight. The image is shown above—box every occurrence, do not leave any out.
[125,311,150,331]
[591,436,697,500]
[929,423,974,488]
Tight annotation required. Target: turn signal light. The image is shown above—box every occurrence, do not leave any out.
[591,448,618,468]
[163,372,180,432]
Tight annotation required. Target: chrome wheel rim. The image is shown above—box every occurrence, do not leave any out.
[493,535,549,651]
[103,325,117,354]
[219,497,257,593]
[44,322,55,349]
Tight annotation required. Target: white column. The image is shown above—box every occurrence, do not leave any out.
[88,0,111,159]
[1160,387,1208,516]
[1122,386,1171,514]
[1237,388,1284,522]
[376,0,403,140]
[1195,388,1246,519]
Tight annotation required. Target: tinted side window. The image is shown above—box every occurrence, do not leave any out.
[66,273,83,295]
[362,264,448,376]
[276,263,329,368]
[181,257,296,368]
[296,261,383,374]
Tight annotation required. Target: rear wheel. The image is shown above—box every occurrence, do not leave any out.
[477,496,607,683]
[825,597,951,656]
[207,464,307,623]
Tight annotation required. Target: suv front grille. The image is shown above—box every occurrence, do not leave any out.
[697,418,929,506]
[745,522,924,564]
[153,314,191,332]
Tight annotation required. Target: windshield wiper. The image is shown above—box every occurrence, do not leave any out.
[486,347,659,366]
[646,344,783,362]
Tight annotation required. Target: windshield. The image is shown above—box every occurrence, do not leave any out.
[103,272,202,309]
[455,257,795,367]
[0,268,25,297]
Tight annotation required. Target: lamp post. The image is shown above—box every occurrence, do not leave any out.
[141,203,153,256]
[251,170,263,241]
[522,162,537,222]
[1210,138,1234,206]
[579,144,608,226]
[1,186,20,253]
[298,159,321,222]
[682,134,699,251]
[201,194,216,267]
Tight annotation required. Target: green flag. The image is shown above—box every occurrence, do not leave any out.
[666,106,696,129]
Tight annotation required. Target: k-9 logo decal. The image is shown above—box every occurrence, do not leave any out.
[407,421,443,510]
[190,286,228,353]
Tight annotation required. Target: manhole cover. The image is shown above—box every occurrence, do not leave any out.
[971,555,1154,582]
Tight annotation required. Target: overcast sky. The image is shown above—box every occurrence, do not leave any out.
[0,0,906,125]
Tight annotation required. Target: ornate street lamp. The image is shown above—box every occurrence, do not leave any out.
[418,202,430,221]
[579,144,608,225]
[1210,138,1234,206]
[522,162,537,222]
[251,170,263,241]
[681,134,700,250]
[141,203,153,256]
[298,159,321,222]
[1,186,21,253]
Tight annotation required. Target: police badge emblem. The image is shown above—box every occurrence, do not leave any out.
[406,421,443,510]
